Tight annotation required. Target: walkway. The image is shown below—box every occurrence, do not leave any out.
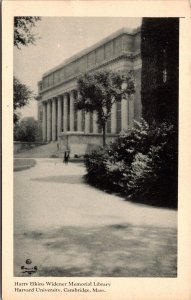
[14,158,177,277]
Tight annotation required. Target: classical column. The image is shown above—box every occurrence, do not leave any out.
[93,111,98,133]
[63,93,68,132]
[85,112,90,133]
[76,91,82,131]
[128,95,134,127]
[57,95,62,138]
[121,96,128,131]
[77,110,83,131]
[111,101,117,133]
[42,101,47,142]
[52,98,56,141]
[70,90,75,131]
[47,100,52,141]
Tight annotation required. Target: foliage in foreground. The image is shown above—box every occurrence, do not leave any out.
[14,17,41,49]
[85,119,178,208]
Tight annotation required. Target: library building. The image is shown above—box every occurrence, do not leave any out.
[37,27,142,155]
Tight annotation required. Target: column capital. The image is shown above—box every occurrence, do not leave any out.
[70,89,77,97]
[42,99,48,104]
[57,94,63,100]
[47,98,52,104]
[62,92,69,98]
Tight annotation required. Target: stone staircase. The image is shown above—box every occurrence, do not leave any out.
[14,142,85,162]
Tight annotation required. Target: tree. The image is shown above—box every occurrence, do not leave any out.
[14,17,41,49]
[76,70,135,146]
[140,18,178,207]
[14,117,41,142]
[141,18,179,127]
[13,77,33,124]
[14,17,41,123]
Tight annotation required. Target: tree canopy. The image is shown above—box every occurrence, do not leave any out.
[14,17,41,124]
[13,77,33,124]
[14,17,41,49]
[76,70,135,146]
[14,117,41,142]
[141,18,179,126]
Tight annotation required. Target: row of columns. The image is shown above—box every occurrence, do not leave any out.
[42,90,134,142]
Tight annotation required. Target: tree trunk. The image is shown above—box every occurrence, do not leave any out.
[102,122,106,147]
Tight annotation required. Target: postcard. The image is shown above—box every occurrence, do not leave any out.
[2,1,191,299]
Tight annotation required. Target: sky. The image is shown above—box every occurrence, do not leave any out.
[14,17,142,119]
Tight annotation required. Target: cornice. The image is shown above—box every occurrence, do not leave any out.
[43,27,141,78]
[39,50,141,96]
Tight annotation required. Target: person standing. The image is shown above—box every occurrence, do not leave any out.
[64,150,70,164]
[57,142,59,151]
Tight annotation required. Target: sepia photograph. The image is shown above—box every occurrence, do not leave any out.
[13,16,178,278]
[2,0,191,299]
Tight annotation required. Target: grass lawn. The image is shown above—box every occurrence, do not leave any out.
[15,224,177,277]
[14,158,36,172]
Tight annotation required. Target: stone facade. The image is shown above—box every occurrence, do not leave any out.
[37,27,142,153]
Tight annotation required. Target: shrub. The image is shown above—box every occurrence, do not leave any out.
[85,147,110,188]
[124,121,178,207]
[84,119,177,208]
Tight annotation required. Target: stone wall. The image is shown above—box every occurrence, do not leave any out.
[59,132,118,157]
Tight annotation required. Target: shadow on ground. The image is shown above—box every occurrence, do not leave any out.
[14,224,177,277]
[31,175,84,184]
[14,158,36,172]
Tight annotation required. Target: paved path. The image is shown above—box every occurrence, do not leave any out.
[14,158,177,277]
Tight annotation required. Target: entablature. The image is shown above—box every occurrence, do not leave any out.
[39,27,141,94]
